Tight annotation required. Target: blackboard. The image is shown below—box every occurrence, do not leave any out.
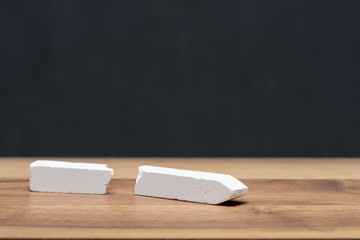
[1,0,360,157]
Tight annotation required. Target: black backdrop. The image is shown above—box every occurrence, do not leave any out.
[1,0,360,157]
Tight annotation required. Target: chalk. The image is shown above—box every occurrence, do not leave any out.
[30,160,114,194]
[134,165,248,204]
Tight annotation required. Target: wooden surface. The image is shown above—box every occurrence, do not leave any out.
[0,158,359,239]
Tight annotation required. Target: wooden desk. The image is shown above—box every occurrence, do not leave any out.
[0,158,359,239]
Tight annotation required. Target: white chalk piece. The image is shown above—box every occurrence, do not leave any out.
[134,165,248,204]
[30,160,114,194]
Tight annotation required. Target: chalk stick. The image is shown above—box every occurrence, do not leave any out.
[30,160,114,194]
[134,165,248,204]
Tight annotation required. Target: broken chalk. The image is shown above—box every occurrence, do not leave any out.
[134,165,248,204]
[30,160,114,194]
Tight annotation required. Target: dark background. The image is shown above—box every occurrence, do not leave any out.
[1,0,360,157]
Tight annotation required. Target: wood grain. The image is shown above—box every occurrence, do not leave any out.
[1,157,360,179]
[0,158,359,239]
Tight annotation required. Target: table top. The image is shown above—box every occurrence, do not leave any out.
[0,157,359,239]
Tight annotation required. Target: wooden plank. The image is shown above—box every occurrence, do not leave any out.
[0,178,359,239]
[1,157,360,179]
[1,227,360,239]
